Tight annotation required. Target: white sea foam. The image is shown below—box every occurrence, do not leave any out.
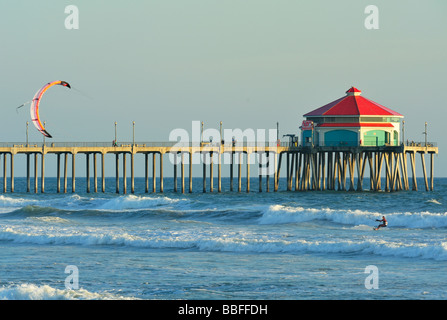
[0,194,93,214]
[427,199,442,205]
[0,283,135,300]
[0,194,191,218]
[96,194,187,211]
[259,204,447,229]
[27,216,73,224]
[0,195,39,214]
[2,224,447,261]
[0,195,35,206]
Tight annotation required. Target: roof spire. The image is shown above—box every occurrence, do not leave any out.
[346,87,361,96]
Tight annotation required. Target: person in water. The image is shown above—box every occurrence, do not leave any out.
[375,216,387,230]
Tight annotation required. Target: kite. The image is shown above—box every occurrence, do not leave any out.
[28,80,71,138]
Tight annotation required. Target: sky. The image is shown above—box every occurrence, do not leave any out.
[0,0,446,177]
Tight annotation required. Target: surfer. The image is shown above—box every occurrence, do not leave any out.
[374,216,387,230]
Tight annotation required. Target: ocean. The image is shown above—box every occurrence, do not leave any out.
[0,177,446,301]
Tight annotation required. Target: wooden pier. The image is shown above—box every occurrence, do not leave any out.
[0,142,438,194]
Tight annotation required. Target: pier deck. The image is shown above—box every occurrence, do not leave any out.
[0,142,438,194]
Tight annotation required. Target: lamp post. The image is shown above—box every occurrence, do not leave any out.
[201,121,204,145]
[132,121,135,147]
[276,122,279,147]
[114,121,117,145]
[402,120,405,145]
[423,122,427,147]
[220,121,223,145]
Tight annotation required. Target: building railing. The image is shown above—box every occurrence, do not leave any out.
[404,141,437,147]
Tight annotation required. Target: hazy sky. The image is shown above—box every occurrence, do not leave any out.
[1,1,446,177]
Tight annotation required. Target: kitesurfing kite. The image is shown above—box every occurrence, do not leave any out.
[22,80,71,138]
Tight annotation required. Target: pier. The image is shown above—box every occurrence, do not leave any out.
[0,141,438,194]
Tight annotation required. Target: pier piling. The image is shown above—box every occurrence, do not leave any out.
[0,143,438,194]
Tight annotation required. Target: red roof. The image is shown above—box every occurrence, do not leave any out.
[304,87,403,117]
[317,123,394,128]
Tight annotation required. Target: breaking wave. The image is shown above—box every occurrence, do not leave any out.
[0,283,135,300]
[1,225,447,261]
[259,204,447,229]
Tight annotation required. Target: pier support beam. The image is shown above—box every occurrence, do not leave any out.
[286,153,290,191]
[202,153,206,193]
[10,154,14,193]
[57,154,61,193]
[115,153,119,194]
[101,153,105,193]
[218,151,221,193]
[246,153,250,193]
[321,152,325,191]
[295,153,301,191]
[238,152,242,192]
[26,154,30,193]
[266,152,270,192]
[210,152,213,193]
[275,153,281,192]
[410,152,417,191]
[420,152,429,191]
[41,153,45,193]
[131,153,134,194]
[230,152,234,192]
[153,153,156,193]
[123,153,127,194]
[93,153,97,193]
[34,153,38,193]
[181,153,185,194]
[258,153,263,193]
[189,152,193,193]
[173,152,178,192]
[71,153,76,193]
[64,153,68,193]
[86,153,90,193]
[430,153,434,191]
[3,154,7,193]
[145,154,149,193]
[159,153,164,193]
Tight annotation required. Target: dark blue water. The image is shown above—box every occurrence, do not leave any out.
[0,177,446,299]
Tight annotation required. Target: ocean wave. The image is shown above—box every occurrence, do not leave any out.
[96,194,188,211]
[0,194,197,221]
[0,193,189,211]
[2,226,447,261]
[259,204,447,229]
[0,283,135,300]
[0,195,40,214]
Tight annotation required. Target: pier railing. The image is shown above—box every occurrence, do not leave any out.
[2,141,438,148]
[2,141,287,148]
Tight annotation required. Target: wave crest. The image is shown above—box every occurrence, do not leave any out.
[0,283,135,300]
[2,226,447,261]
[259,204,447,229]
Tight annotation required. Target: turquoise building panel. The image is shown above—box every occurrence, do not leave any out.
[324,130,358,146]
[363,130,386,146]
